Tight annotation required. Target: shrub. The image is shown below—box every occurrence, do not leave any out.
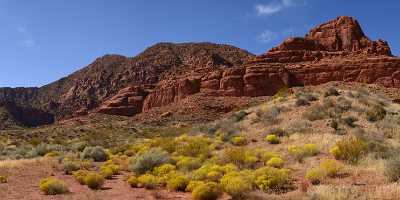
[343,116,358,127]
[35,144,50,156]
[100,167,114,179]
[192,182,222,200]
[266,157,284,168]
[219,148,247,168]
[39,177,69,195]
[81,146,109,162]
[255,167,291,190]
[0,176,7,183]
[261,151,281,162]
[207,170,223,182]
[176,136,211,158]
[303,144,319,156]
[265,134,280,144]
[186,181,205,192]
[84,173,105,190]
[305,168,325,185]
[320,159,343,177]
[127,175,139,187]
[288,146,307,162]
[220,172,253,199]
[62,160,80,175]
[330,137,368,164]
[366,105,386,122]
[130,148,170,175]
[384,157,400,182]
[286,120,311,134]
[324,87,340,97]
[138,174,158,189]
[176,157,202,171]
[303,105,327,121]
[295,97,311,107]
[231,136,248,146]
[167,175,189,191]
[268,127,287,137]
[153,163,176,176]
[72,170,89,185]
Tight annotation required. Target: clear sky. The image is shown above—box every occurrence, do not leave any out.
[0,0,399,87]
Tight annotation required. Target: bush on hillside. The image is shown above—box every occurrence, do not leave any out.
[130,148,170,175]
[324,87,340,97]
[167,175,189,191]
[80,146,109,162]
[330,137,368,164]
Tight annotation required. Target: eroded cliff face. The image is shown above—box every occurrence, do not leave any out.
[1,16,399,127]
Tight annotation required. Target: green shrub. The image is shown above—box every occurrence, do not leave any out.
[176,136,211,158]
[130,148,170,175]
[127,175,139,187]
[186,181,205,192]
[0,176,7,183]
[220,172,253,199]
[303,105,327,121]
[84,173,105,190]
[324,87,340,97]
[81,146,109,162]
[231,136,248,146]
[330,137,368,164]
[137,174,157,189]
[266,157,284,168]
[72,170,89,185]
[167,175,189,191]
[265,134,280,144]
[62,160,80,175]
[192,182,222,200]
[255,167,291,190]
[366,105,386,122]
[320,159,343,177]
[39,177,69,195]
[305,168,325,185]
[100,167,114,179]
[176,157,202,171]
[384,157,400,182]
[303,144,319,156]
[35,143,51,156]
[153,163,176,176]
[219,148,257,169]
[288,146,307,162]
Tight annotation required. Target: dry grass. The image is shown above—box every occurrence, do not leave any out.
[0,158,45,169]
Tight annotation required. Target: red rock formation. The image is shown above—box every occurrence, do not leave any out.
[257,16,392,63]
[1,16,400,127]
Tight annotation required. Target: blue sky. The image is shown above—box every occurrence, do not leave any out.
[0,0,399,87]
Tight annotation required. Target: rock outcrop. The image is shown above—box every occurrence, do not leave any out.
[1,16,399,128]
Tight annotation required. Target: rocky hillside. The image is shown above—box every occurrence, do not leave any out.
[1,16,400,128]
[0,43,253,127]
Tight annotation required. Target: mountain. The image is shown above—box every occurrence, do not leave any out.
[1,16,400,128]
